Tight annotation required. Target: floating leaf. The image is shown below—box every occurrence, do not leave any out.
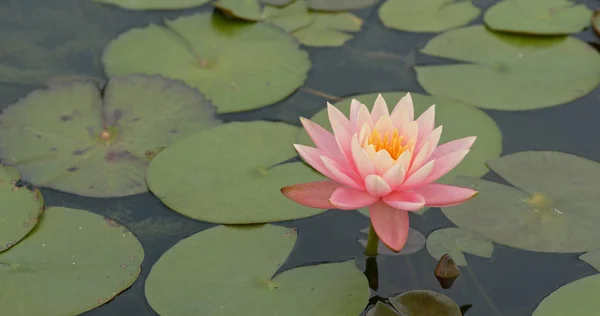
[484,0,592,35]
[390,290,462,316]
[306,0,376,11]
[103,13,311,113]
[292,11,363,47]
[426,228,493,266]
[532,274,600,315]
[366,302,400,316]
[0,206,144,315]
[263,0,315,32]
[579,249,600,272]
[0,75,219,198]
[593,10,600,37]
[261,0,293,5]
[416,25,600,111]
[297,92,502,183]
[358,227,426,256]
[379,0,480,33]
[145,224,369,315]
[147,121,328,224]
[0,165,43,253]
[442,151,600,253]
[94,0,211,10]
[214,0,262,20]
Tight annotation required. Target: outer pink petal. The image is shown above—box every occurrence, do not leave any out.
[413,183,478,207]
[356,105,374,131]
[281,181,340,209]
[349,99,362,127]
[371,94,390,122]
[425,149,470,184]
[369,201,410,252]
[294,144,334,179]
[365,174,392,197]
[351,135,376,178]
[415,104,435,147]
[321,156,363,190]
[328,103,356,166]
[382,191,425,211]
[382,164,406,190]
[401,160,435,190]
[330,187,378,210]
[408,141,433,177]
[430,136,476,160]
[299,117,345,162]
[415,125,442,156]
[390,93,414,124]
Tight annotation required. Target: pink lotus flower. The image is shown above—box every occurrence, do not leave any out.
[281,93,478,252]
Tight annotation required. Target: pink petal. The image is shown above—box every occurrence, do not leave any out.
[299,117,345,162]
[425,149,470,184]
[365,174,392,197]
[281,181,340,209]
[372,150,395,175]
[415,125,442,156]
[321,156,363,190]
[351,135,376,178]
[356,105,374,131]
[294,144,334,179]
[408,141,433,177]
[329,187,378,210]
[369,201,410,252]
[401,160,435,190]
[415,104,435,147]
[430,136,476,160]
[382,191,425,211]
[395,150,412,173]
[413,183,478,207]
[349,99,362,127]
[371,94,390,122]
[390,93,414,124]
[328,103,356,166]
[382,164,406,190]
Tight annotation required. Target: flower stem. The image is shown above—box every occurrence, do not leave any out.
[364,224,379,257]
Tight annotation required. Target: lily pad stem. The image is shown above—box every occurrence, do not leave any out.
[364,223,379,257]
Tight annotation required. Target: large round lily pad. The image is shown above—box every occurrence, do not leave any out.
[379,0,480,33]
[484,0,592,35]
[306,0,376,11]
[0,75,220,198]
[297,92,502,184]
[0,206,144,316]
[94,0,211,10]
[145,224,369,315]
[147,121,329,224]
[102,13,311,113]
[416,25,600,111]
[532,274,600,315]
[442,151,600,253]
[366,290,462,316]
[0,165,44,253]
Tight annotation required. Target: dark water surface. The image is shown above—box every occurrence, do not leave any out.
[1,0,600,315]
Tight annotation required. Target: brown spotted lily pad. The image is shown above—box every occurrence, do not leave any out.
[0,74,220,197]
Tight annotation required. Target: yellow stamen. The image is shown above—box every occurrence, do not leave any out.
[368,128,407,159]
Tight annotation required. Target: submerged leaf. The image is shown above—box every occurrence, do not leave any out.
[94,0,211,10]
[426,228,493,266]
[379,0,480,33]
[103,13,311,113]
[484,0,592,35]
[532,274,600,315]
[0,207,144,316]
[145,225,370,315]
[417,25,600,110]
[147,121,328,224]
[0,165,43,253]
[442,151,600,253]
[0,75,219,197]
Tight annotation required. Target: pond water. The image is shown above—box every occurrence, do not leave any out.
[1,0,600,315]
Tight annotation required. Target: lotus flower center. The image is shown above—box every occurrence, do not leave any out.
[368,128,407,160]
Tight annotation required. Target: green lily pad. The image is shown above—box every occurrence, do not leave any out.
[366,302,401,316]
[532,274,600,315]
[261,0,293,5]
[483,0,592,35]
[292,11,363,47]
[0,165,44,253]
[426,227,494,266]
[379,0,480,33]
[306,0,376,11]
[297,92,502,184]
[94,0,211,10]
[0,75,219,198]
[147,121,328,224]
[441,151,600,253]
[145,224,370,315]
[416,25,600,111]
[214,0,262,20]
[358,226,426,256]
[0,206,144,316]
[390,290,462,316]
[263,0,315,32]
[102,13,311,113]
[593,11,600,37]
[579,249,600,272]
